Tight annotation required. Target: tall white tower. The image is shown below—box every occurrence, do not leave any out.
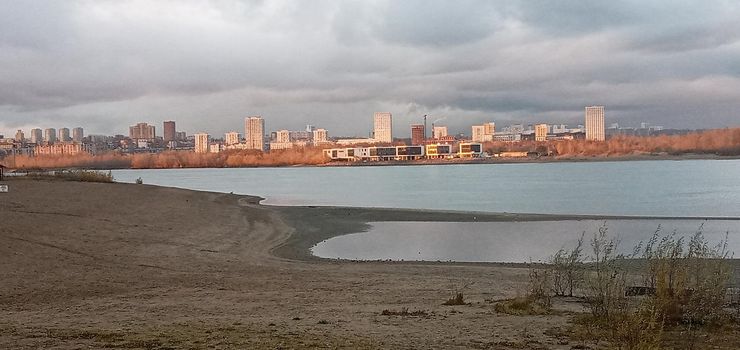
[244,116,265,150]
[373,112,392,143]
[585,106,605,141]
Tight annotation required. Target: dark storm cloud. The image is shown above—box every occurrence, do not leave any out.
[1,0,739,137]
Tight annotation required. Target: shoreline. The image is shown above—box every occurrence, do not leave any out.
[3,179,740,348]
[268,204,740,263]
[3,152,739,172]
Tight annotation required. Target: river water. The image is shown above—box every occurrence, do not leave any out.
[112,160,740,262]
[112,159,740,217]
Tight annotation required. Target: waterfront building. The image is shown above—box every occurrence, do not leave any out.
[313,128,328,145]
[30,128,42,144]
[224,131,240,146]
[458,142,483,158]
[535,124,548,141]
[411,124,425,145]
[44,128,57,143]
[72,127,84,142]
[129,122,156,141]
[163,121,176,142]
[244,116,265,150]
[194,133,209,153]
[433,126,448,139]
[585,106,605,141]
[373,112,392,143]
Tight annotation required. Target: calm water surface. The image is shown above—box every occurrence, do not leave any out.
[312,220,740,263]
[113,160,740,216]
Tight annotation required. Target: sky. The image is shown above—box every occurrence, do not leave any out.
[1,0,740,138]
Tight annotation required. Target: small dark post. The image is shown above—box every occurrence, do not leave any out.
[0,164,4,181]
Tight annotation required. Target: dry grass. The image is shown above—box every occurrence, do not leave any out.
[25,170,114,183]
[494,296,553,316]
[442,292,467,306]
[380,308,429,317]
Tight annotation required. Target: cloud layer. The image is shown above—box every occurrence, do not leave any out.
[1,0,739,137]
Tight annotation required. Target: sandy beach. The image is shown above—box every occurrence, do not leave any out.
[1,179,738,349]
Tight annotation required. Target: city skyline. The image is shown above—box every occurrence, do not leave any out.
[1,1,740,137]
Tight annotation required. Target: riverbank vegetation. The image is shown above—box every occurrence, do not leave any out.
[485,127,740,157]
[2,147,327,170]
[496,223,737,349]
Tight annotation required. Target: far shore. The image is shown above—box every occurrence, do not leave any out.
[2,152,739,172]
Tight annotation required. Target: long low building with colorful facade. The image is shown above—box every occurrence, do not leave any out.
[323,143,483,161]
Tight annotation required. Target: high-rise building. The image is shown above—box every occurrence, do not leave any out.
[484,122,495,135]
[535,124,548,141]
[244,116,265,150]
[163,121,176,142]
[276,130,290,143]
[373,112,392,143]
[176,131,187,141]
[129,123,156,141]
[15,130,24,142]
[44,128,57,143]
[585,106,605,141]
[194,133,209,153]
[312,128,328,145]
[224,131,240,146]
[30,128,42,144]
[433,126,448,139]
[411,124,425,145]
[472,122,495,142]
[72,127,84,142]
[58,128,70,142]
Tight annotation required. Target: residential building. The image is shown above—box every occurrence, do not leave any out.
[269,142,293,150]
[336,138,374,145]
[276,129,290,143]
[58,128,70,142]
[411,124,425,145]
[30,128,42,144]
[44,128,57,143]
[176,131,187,141]
[194,133,209,153]
[373,112,392,143]
[72,127,84,142]
[224,131,240,146]
[129,122,156,141]
[535,124,548,141]
[484,122,495,135]
[585,106,605,141]
[244,116,265,150]
[312,128,328,145]
[163,121,176,142]
[14,130,24,142]
[289,130,312,141]
[472,122,495,142]
[35,143,94,156]
[433,126,448,139]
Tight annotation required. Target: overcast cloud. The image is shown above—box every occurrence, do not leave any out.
[1,0,739,137]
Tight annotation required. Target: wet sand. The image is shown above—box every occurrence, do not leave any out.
[0,179,736,349]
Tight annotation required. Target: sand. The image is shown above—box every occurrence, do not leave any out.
[0,178,735,349]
